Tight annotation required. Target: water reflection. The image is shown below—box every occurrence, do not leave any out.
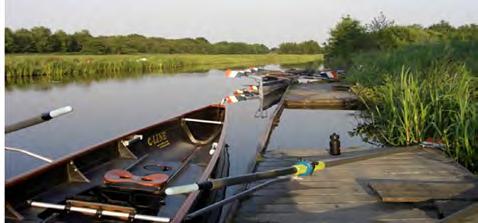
[6,61,324,91]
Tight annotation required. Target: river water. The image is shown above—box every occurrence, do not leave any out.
[5,65,368,180]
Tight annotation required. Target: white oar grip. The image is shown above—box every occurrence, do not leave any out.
[165,183,199,195]
[49,106,73,118]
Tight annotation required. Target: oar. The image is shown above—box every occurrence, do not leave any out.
[186,176,289,219]
[5,106,73,134]
[165,160,325,195]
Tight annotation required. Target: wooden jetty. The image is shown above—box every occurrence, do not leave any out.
[227,81,477,223]
[285,82,358,109]
[234,146,477,223]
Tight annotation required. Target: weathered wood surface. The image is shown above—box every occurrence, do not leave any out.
[439,203,478,223]
[233,147,477,223]
[369,179,478,203]
[285,83,358,109]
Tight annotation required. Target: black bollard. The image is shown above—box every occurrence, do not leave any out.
[329,133,341,155]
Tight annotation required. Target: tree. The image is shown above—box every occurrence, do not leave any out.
[82,38,110,54]
[300,40,322,54]
[53,30,69,52]
[278,42,298,54]
[5,27,274,55]
[31,26,53,52]
[5,28,16,53]
[14,28,35,52]
[428,20,455,33]
[325,16,369,65]
[454,24,478,41]
[72,30,93,52]
[278,41,321,54]
[367,12,394,32]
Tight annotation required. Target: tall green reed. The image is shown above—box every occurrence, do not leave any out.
[5,54,323,87]
[353,63,477,172]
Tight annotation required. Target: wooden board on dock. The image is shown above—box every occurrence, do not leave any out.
[440,203,478,223]
[285,83,358,109]
[368,179,478,203]
[233,147,478,223]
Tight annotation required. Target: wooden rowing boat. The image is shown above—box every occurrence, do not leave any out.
[261,76,291,96]
[5,104,229,223]
[262,85,288,110]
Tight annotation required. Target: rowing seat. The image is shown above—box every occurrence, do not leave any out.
[104,169,169,188]
[101,169,168,209]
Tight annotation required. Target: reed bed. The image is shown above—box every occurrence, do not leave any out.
[5,54,323,83]
[352,63,477,172]
[344,40,478,172]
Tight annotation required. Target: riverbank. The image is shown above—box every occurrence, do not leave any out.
[341,41,478,172]
[5,54,322,88]
[5,54,322,78]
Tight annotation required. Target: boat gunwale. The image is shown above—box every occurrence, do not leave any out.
[171,104,229,223]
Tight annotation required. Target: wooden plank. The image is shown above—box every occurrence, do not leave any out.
[253,167,469,181]
[253,190,368,197]
[247,174,469,192]
[284,83,359,109]
[243,193,378,205]
[263,146,393,160]
[439,202,478,223]
[237,202,435,215]
[236,206,436,223]
[264,148,331,157]
[434,200,475,218]
[237,203,367,214]
[253,186,371,196]
[368,179,478,202]
[258,147,424,170]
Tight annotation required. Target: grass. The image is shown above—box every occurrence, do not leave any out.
[5,54,323,87]
[344,41,478,172]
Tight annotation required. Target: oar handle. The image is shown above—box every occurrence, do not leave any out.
[48,106,73,118]
[165,184,199,195]
[5,106,73,134]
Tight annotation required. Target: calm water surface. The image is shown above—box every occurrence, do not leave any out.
[268,109,368,150]
[5,65,366,181]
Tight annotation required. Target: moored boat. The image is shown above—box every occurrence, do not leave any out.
[6,104,229,223]
[261,76,290,95]
[261,85,288,110]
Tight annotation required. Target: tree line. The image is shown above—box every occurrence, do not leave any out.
[324,13,478,66]
[5,27,322,55]
[277,40,323,54]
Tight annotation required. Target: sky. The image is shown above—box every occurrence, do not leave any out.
[5,0,478,47]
